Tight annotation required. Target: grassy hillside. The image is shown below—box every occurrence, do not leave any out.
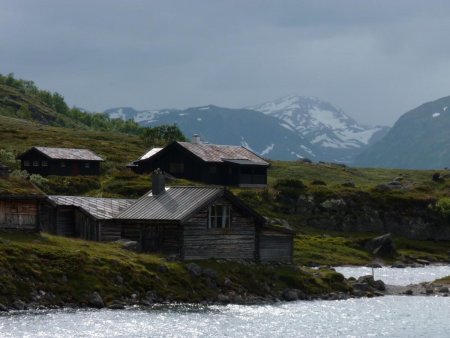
[0,232,349,308]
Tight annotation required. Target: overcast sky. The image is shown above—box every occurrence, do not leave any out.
[2,1,450,126]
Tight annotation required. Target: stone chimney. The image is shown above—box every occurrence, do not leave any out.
[152,168,165,195]
[192,134,201,144]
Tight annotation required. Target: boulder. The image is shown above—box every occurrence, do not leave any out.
[13,300,27,311]
[185,263,202,277]
[107,301,125,310]
[115,239,141,252]
[282,289,298,301]
[217,294,230,303]
[88,291,104,308]
[364,233,397,257]
[439,286,449,293]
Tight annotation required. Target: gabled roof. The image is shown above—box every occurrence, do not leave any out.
[116,186,224,221]
[18,147,104,161]
[47,196,135,219]
[136,142,269,166]
[139,147,163,160]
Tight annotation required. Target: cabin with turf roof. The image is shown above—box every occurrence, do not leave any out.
[17,146,104,176]
[129,137,269,187]
[0,176,44,232]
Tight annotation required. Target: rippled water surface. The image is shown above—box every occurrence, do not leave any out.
[1,297,450,338]
[335,265,450,285]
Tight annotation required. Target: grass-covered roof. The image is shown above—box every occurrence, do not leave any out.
[0,176,44,197]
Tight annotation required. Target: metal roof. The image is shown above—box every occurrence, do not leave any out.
[176,142,269,165]
[223,159,268,166]
[33,147,104,161]
[116,186,224,221]
[139,147,163,160]
[48,196,135,219]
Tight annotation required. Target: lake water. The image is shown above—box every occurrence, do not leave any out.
[1,297,450,338]
[1,266,450,338]
[335,264,450,285]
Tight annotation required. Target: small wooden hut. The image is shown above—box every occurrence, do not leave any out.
[40,196,135,241]
[0,176,44,232]
[17,147,104,176]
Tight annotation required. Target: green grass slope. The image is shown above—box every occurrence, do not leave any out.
[0,232,349,307]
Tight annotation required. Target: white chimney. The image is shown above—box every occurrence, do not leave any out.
[192,134,201,144]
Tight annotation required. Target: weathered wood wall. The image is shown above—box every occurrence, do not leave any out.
[39,202,56,233]
[54,206,75,237]
[258,229,293,263]
[183,199,256,260]
[99,221,122,242]
[0,199,39,231]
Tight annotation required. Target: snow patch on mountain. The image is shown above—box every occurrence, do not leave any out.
[248,95,386,150]
[260,144,274,156]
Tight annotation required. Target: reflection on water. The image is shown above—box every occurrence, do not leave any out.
[1,296,450,337]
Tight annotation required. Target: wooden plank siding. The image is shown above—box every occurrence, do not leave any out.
[258,229,293,263]
[0,199,39,231]
[182,201,257,260]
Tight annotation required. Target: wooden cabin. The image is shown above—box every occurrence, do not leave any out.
[116,172,293,262]
[17,147,104,176]
[0,176,44,232]
[40,196,135,241]
[37,173,293,263]
[129,140,269,187]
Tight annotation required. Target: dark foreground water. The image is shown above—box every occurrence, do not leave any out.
[1,297,450,338]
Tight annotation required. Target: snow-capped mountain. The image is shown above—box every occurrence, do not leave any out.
[104,96,389,162]
[248,95,388,150]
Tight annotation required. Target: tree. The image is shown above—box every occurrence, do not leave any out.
[140,124,187,147]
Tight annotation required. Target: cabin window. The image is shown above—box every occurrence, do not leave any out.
[169,162,184,174]
[24,161,30,167]
[84,162,90,169]
[60,161,66,168]
[208,205,231,229]
[42,161,48,167]
[33,161,39,167]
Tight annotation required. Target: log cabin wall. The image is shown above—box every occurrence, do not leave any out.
[182,198,257,260]
[120,221,181,255]
[0,199,39,231]
[258,229,293,263]
[55,206,76,237]
[39,201,56,233]
[74,209,99,241]
[99,221,122,242]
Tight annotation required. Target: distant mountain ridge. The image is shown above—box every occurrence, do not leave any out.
[355,95,450,169]
[104,96,390,162]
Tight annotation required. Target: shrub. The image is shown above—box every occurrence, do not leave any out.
[274,179,306,201]
[29,174,49,190]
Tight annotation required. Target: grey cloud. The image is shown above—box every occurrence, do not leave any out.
[1,0,450,126]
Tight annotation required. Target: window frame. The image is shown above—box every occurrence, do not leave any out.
[32,161,39,167]
[84,162,90,169]
[23,160,30,167]
[42,161,48,167]
[207,204,231,229]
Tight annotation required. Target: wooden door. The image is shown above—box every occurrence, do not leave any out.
[72,162,79,176]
